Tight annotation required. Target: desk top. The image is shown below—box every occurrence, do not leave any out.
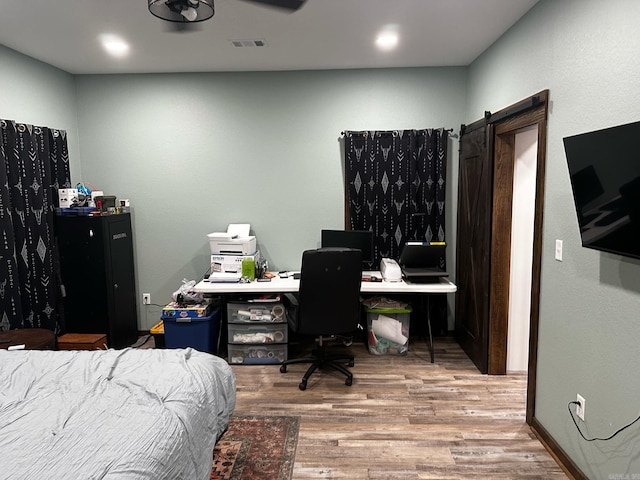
[193,272,456,294]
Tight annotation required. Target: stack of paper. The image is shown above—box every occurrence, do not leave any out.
[207,272,241,283]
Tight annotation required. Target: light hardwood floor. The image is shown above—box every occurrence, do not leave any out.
[229,335,569,480]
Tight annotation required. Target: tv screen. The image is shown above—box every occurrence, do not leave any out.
[563,120,640,259]
[321,229,373,264]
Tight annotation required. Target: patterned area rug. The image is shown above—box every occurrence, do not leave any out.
[211,415,300,480]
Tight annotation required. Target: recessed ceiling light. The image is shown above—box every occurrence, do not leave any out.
[99,34,130,58]
[375,25,399,52]
[376,31,399,51]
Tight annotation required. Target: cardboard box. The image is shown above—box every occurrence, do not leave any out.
[58,188,78,208]
[210,252,260,274]
[161,301,212,319]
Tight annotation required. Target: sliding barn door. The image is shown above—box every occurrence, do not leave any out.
[454,120,493,374]
[455,91,549,380]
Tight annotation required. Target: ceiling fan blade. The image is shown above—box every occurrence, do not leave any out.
[239,0,307,11]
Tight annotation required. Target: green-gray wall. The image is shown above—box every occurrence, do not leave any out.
[74,68,465,329]
[3,0,640,476]
[0,44,82,178]
[467,0,640,477]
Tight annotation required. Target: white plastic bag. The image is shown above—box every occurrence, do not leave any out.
[172,278,204,304]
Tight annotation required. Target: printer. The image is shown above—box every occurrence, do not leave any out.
[207,224,257,256]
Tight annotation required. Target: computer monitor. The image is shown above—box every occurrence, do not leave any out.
[398,242,445,269]
[321,229,374,265]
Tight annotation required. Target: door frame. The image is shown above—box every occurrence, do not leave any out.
[484,91,549,425]
[455,91,586,476]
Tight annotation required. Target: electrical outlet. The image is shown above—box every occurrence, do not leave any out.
[143,293,151,305]
[576,394,586,421]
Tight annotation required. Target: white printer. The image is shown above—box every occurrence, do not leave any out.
[380,258,403,282]
[207,224,257,255]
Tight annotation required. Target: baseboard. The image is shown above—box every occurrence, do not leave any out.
[530,417,587,480]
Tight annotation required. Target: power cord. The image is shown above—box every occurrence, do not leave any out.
[142,303,166,308]
[568,401,640,442]
[201,264,213,281]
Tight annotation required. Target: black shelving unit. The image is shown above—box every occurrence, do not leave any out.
[56,213,138,348]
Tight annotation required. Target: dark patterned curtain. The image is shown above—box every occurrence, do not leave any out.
[0,119,71,331]
[343,129,448,269]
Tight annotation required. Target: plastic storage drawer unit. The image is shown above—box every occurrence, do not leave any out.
[228,344,288,365]
[227,301,286,323]
[228,323,288,344]
[162,308,221,354]
[227,298,288,364]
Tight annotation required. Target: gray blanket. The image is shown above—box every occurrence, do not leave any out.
[0,347,236,479]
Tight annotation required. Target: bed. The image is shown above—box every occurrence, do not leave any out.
[0,347,236,479]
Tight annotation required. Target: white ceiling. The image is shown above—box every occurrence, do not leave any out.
[0,0,539,75]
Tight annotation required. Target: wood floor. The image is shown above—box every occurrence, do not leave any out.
[230,335,569,480]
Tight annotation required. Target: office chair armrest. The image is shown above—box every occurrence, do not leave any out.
[283,292,299,330]
[284,292,298,306]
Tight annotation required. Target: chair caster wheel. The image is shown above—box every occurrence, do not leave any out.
[299,381,307,391]
[280,365,287,373]
[345,377,352,386]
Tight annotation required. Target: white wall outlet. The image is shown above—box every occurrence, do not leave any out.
[143,293,151,305]
[555,239,563,261]
[576,394,585,421]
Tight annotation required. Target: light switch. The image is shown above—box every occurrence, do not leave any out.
[555,239,563,261]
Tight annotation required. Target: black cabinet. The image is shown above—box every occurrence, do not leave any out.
[56,213,138,348]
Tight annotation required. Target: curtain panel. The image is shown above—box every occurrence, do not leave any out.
[343,129,448,269]
[0,119,71,331]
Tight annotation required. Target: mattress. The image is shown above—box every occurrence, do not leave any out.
[0,347,236,480]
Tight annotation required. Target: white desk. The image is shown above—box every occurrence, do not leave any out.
[193,273,456,295]
[193,272,456,363]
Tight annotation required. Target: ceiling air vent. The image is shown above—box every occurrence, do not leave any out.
[230,39,267,47]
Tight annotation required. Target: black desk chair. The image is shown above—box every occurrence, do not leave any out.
[280,247,362,390]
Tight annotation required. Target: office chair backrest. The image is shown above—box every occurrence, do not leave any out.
[296,247,362,336]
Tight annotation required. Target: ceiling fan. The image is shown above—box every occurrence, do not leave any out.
[148,0,306,31]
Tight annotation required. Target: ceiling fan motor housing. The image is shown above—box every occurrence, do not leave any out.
[148,0,215,23]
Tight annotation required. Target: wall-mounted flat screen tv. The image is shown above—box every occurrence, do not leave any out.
[563,120,640,260]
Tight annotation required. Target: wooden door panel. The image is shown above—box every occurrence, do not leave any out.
[455,123,493,373]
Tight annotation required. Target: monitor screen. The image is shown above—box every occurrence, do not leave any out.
[321,229,373,264]
[399,242,445,268]
[563,120,640,260]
